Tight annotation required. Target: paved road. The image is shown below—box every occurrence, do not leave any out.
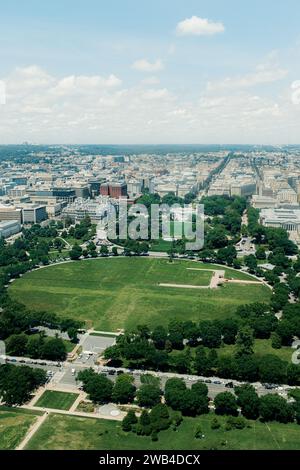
[56,361,291,399]
[6,346,294,400]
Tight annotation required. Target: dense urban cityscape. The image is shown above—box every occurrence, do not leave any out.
[0,144,299,454]
[1,0,300,463]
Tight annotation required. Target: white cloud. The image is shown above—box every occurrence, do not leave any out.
[291,80,300,104]
[176,16,225,36]
[207,63,288,91]
[51,74,122,96]
[141,76,160,86]
[132,59,164,72]
[0,64,299,144]
[142,88,171,100]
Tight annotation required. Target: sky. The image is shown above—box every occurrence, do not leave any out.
[0,0,300,144]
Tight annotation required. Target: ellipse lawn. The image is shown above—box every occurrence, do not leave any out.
[9,258,271,331]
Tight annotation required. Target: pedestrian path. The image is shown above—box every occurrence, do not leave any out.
[16,412,48,450]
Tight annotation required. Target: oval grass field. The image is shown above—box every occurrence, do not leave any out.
[9,257,271,331]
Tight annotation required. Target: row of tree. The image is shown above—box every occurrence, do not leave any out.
[5,332,67,361]
[103,318,300,385]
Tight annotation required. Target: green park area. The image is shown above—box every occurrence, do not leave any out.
[0,406,42,450]
[25,412,300,450]
[9,258,271,331]
[218,338,294,363]
[35,390,79,410]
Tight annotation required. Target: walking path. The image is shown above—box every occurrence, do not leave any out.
[292,350,300,365]
[16,412,48,450]
[16,401,125,450]
[21,404,125,421]
[225,279,262,285]
[159,269,225,289]
[159,283,211,289]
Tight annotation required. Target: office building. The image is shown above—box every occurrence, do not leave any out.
[0,220,21,238]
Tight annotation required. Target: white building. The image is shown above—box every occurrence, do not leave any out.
[260,208,300,236]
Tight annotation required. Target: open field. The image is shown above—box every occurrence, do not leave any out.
[0,406,42,450]
[9,258,271,331]
[35,391,79,410]
[25,412,300,450]
[218,339,294,363]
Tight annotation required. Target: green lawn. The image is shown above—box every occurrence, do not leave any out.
[9,258,271,331]
[219,339,294,363]
[35,391,79,410]
[25,412,300,450]
[0,407,42,450]
[48,249,69,260]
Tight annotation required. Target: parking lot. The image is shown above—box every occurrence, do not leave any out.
[77,334,116,361]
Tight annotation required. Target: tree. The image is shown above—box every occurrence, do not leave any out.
[256,247,266,260]
[6,334,28,356]
[170,350,191,374]
[78,369,113,404]
[225,416,246,430]
[244,254,257,272]
[235,325,254,357]
[236,355,259,382]
[219,318,239,345]
[168,321,184,349]
[103,345,122,366]
[194,346,212,376]
[26,334,44,359]
[206,226,228,249]
[54,238,64,251]
[276,320,294,346]
[136,410,152,436]
[271,332,282,349]
[199,321,222,348]
[136,384,161,408]
[69,244,82,260]
[211,417,221,429]
[164,378,187,409]
[259,394,294,423]
[214,392,238,416]
[258,355,287,384]
[217,356,237,379]
[0,364,46,406]
[151,326,167,349]
[165,378,209,417]
[235,384,260,419]
[179,389,209,417]
[183,321,200,346]
[112,246,118,256]
[112,374,136,404]
[100,245,109,256]
[207,349,219,370]
[67,327,78,343]
[286,363,300,385]
[171,411,183,430]
[149,403,170,431]
[42,337,67,361]
[122,410,137,432]
[194,424,204,439]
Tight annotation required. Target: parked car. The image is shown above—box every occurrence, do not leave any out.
[225,382,234,388]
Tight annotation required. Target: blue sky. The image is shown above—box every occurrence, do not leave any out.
[0,0,300,143]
